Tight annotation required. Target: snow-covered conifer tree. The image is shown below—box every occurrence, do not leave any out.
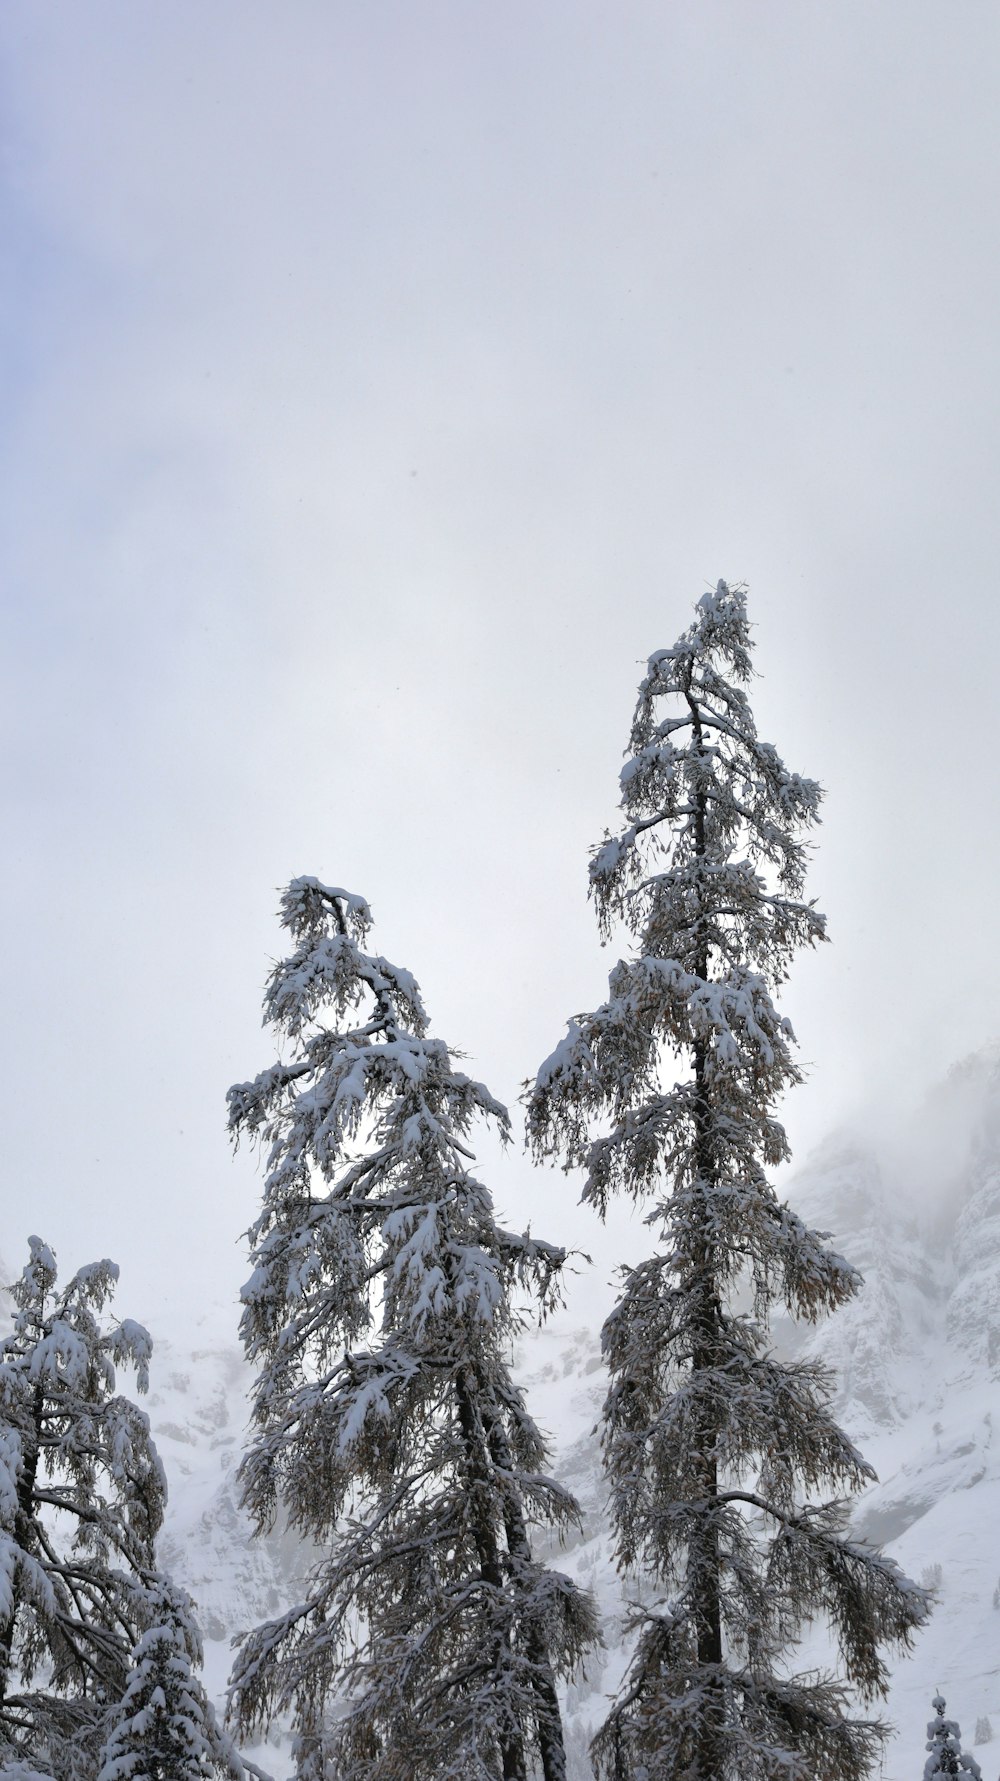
[0,1240,165,1780]
[97,1579,241,1781]
[527,582,929,1780]
[227,879,598,1781]
[923,1694,982,1778]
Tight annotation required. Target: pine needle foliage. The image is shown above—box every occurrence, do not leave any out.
[0,1240,165,1781]
[227,879,599,1781]
[526,583,929,1780]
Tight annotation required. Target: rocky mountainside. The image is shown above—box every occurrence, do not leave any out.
[129,1046,1000,1779]
[775,1048,1000,1780]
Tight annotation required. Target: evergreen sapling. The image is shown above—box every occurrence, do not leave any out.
[96,1579,242,1781]
[924,1694,981,1779]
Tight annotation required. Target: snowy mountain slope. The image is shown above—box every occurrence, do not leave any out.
[775,1051,1000,1779]
[141,1331,307,1768]
[775,1140,937,1439]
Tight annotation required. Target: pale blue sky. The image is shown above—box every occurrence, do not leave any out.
[2,1,999,1327]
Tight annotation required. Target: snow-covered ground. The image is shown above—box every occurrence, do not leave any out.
[137,1047,1000,1779]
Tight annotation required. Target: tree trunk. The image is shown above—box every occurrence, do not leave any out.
[685,669,725,1779]
[454,1367,527,1781]
[690,1024,725,1780]
[483,1399,567,1781]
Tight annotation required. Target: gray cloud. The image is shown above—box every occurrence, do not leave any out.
[1,0,998,1324]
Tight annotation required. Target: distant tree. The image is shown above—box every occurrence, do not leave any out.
[97,1579,241,1781]
[227,879,599,1781]
[973,1714,992,1746]
[0,1240,165,1780]
[527,582,930,1780]
[924,1693,981,1777]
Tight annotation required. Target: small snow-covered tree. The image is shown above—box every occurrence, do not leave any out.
[527,583,929,1780]
[97,1579,240,1781]
[0,1240,165,1780]
[227,879,598,1781]
[924,1694,981,1777]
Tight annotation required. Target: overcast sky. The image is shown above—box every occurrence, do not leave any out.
[2,2,999,1333]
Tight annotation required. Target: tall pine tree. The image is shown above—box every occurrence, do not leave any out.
[527,583,928,1780]
[0,1240,165,1781]
[227,878,598,1781]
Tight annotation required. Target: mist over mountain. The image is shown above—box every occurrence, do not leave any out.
[65,1044,1000,1780]
[781,1046,1000,1778]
